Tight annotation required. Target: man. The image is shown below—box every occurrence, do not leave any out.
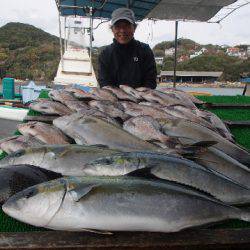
[98,8,157,89]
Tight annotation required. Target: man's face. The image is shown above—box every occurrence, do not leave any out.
[112,20,135,45]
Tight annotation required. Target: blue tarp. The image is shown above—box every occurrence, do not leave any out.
[55,0,237,22]
[56,0,159,21]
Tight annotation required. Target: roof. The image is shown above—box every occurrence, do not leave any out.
[55,0,237,22]
[160,71,223,77]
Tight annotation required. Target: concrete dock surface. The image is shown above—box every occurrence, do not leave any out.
[0,118,20,139]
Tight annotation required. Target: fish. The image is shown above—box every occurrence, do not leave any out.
[24,115,59,124]
[3,175,250,232]
[159,118,250,167]
[63,101,90,112]
[123,116,173,145]
[0,145,126,176]
[194,147,250,189]
[0,164,61,205]
[103,86,138,102]
[30,100,72,116]
[89,100,130,121]
[71,87,118,102]
[159,88,204,104]
[194,109,234,142]
[53,115,159,151]
[136,87,151,92]
[0,135,44,154]
[121,101,175,120]
[17,121,71,145]
[142,89,196,108]
[85,151,250,205]
[138,103,215,130]
[119,85,143,100]
[59,111,121,128]
[48,90,78,103]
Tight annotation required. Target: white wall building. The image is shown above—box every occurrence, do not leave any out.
[247,46,250,57]
[155,57,164,65]
[165,48,175,57]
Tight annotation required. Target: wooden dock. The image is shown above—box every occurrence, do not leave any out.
[1,228,250,249]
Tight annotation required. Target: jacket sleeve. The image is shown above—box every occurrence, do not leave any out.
[141,46,157,89]
[97,49,113,87]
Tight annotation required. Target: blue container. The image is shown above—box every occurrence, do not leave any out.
[2,77,15,99]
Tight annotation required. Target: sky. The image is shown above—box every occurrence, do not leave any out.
[0,0,250,48]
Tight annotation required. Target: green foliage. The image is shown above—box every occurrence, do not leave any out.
[0,22,60,81]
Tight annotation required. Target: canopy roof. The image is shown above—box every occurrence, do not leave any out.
[55,0,237,22]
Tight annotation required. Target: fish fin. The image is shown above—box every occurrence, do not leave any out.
[146,139,160,144]
[68,184,100,202]
[189,141,218,147]
[81,228,113,235]
[126,167,157,179]
[175,141,218,157]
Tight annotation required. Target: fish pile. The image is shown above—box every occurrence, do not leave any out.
[1,85,250,233]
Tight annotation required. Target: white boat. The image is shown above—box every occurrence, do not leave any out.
[54,18,98,87]
[54,46,97,87]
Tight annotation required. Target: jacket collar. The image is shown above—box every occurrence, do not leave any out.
[113,38,136,50]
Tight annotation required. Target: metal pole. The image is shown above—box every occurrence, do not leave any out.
[64,17,67,52]
[89,7,93,74]
[173,21,178,88]
[127,0,131,8]
[58,12,64,70]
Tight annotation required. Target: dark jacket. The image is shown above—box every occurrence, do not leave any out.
[98,38,157,89]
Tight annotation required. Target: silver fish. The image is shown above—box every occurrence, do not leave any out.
[53,115,159,151]
[85,151,250,205]
[195,147,250,189]
[3,176,250,232]
[159,118,250,167]
[0,145,123,176]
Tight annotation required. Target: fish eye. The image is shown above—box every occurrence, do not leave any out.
[13,150,24,158]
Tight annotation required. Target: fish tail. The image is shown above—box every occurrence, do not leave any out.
[160,135,178,148]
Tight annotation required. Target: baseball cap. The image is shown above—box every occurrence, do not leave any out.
[111,8,136,26]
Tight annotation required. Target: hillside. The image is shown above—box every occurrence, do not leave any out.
[153,39,250,81]
[0,22,60,81]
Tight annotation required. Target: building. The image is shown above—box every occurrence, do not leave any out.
[164,48,175,57]
[190,48,207,59]
[154,57,164,65]
[178,55,189,62]
[247,46,250,57]
[159,71,223,83]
